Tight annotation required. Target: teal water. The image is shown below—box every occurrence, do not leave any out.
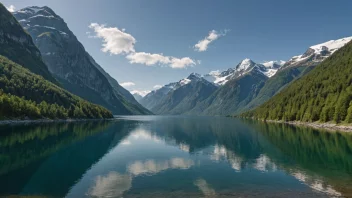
[0,116,351,197]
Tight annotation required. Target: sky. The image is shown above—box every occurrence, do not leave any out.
[3,0,352,95]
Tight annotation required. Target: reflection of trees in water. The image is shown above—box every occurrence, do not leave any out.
[0,121,112,175]
[0,121,132,197]
[244,119,352,197]
[139,117,352,197]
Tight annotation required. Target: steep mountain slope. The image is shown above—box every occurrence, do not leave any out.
[281,37,352,69]
[140,82,177,110]
[242,36,352,113]
[0,55,112,119]
[132,93,143,102]
[0,3,57,84]
[13,6,151,115]
[189,64,268,115]
[242,40,352,123]
[0,3,112,119]
[144,73,218,115]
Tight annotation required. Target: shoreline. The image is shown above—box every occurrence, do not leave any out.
[263,119,352,133]
[0,118,116,126]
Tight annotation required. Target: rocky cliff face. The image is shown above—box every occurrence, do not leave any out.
[14,6,151,115]
[0,4,57,84]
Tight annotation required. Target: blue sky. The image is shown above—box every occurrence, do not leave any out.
[4,0,352,95]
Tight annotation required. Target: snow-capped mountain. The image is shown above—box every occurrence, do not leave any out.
[203,59,285,85]
[139,73,215,113]
[282,36,352,69]
[13,6,151,115]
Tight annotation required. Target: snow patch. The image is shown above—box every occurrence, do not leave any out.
[179,78,191,86]
[310,36,352,54]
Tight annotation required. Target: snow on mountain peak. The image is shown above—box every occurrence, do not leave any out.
[285,36,352,68]
[309,36,352,54]
[262,60,286,68]
[236,58,255,71]
[187,72,202,79]
[179,78,191,86]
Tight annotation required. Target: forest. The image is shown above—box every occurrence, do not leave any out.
[242,40,352,123]
[0,56,112,119]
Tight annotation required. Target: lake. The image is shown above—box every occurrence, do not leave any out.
[0,116,351,197]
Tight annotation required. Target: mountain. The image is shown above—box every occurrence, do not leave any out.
[140,82,178,110]
[13,6,151,115]
[0,3,112,119]
[281,37,352,69]
[0,3,57,84]
[189,59,269,115]
[241,36,352,113]
[203,59,285,86]
[141,73,218,114]
[141,59,282,115]
[132,93,143,102]
[242,39,352,123]
[0,55,113,119]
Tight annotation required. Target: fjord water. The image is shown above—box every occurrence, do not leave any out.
[0,117,351,197]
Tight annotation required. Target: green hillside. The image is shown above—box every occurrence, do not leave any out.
[242,40,352,123]
[242,66,314,112]
[0,56,112,119]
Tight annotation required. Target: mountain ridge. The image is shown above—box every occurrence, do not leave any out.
[242,39,352,123]
[13,6,151,115]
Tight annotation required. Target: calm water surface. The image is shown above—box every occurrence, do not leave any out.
[0,116,351,197]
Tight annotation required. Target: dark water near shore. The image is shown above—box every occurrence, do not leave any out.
[0,116,351,197]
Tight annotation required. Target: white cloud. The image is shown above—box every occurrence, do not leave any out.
[126,52,196,69]
[120,82,135,87]
[131,90,151,97]
[126,52,170,66]
[6,5,15,12]
[89,23,198,69]
[170,57,196,68]
[194,30,227,52]
[153,85,162,89]
[89,23,136,55]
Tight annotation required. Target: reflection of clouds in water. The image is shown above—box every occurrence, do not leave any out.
[128,158,194,176]
[179,143,190,152]
[210,144,242,171]
[292,171,342,197]
[253,154,277,172]
[88,171,132,198]
[194,178,216,197]
[88,158,193,197]
[131,129,162,143]
[120,139,131,145]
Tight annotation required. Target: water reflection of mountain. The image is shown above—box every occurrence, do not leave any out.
[0,121,130,197]
[147,117,264,160]
[134,117,352,197]
[0,117,351,197]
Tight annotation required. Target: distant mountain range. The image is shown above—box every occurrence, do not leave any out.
[13,6,151,115]
[139,36,352,116]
